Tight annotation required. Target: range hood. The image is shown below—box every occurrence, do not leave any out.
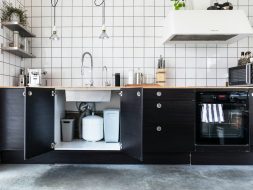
[162,10,253,44]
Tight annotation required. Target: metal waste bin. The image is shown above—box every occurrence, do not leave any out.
[61,119,75,142]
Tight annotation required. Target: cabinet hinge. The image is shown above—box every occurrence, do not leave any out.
[119,91,123,97]
[51,91,56,97]
[51,142,56,149]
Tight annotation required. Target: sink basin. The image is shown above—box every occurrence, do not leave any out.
[65,90,111,102]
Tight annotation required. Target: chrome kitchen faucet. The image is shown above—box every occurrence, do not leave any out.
[81,52,94,87]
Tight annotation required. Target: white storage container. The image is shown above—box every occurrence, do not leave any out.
[82,113,103,142]
[104,109,120,142]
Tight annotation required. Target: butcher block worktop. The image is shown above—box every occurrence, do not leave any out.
[0,85,253,90]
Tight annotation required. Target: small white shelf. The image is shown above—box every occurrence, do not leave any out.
[55,139,121,151]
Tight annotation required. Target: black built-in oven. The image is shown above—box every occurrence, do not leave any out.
[196,91,250,152]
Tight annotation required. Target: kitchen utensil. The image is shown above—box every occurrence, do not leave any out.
[82,112,103,142]
[135,72,144,85]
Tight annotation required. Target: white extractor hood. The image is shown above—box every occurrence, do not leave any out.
[162,10,253,44]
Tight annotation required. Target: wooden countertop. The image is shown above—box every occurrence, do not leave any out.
[0,85,252,90]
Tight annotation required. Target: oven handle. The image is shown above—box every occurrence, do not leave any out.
[246,64,249,84]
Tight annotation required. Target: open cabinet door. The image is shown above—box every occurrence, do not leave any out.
[24,88,55,159]
[120,88,143,161]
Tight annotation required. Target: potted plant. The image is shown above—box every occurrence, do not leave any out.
[0,1,28,26]
[171,0,186,10]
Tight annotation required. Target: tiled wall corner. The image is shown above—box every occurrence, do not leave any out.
[0,0,25,86]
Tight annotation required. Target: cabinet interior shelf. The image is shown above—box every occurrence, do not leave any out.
[1,22,36,37]
[54,140,121,151]
[1,46,36,58]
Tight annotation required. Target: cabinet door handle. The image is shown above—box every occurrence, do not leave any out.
[27,91,32,96]
[156,91,162,97]
[156,126,162,132]
[156,103,162,109]
[137,91,141,97]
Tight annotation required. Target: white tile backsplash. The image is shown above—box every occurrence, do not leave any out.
[13,0,252,87]
[0,0,25,86]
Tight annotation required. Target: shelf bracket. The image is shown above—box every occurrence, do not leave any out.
[1,44,4,54]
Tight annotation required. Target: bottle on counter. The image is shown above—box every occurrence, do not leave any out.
[18,69,26,86]
[115,73,120,86]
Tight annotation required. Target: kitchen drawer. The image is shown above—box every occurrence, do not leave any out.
[143,100,195,124]
[143,89,195,101]
[143,126,194,153]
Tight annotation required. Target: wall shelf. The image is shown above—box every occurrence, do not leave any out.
[1,46,36,58]
[1,22,36,37]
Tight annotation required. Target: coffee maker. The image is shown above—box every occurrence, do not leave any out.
[28,69,42,87]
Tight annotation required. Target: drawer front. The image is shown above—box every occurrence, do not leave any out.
[144,89,195,101]
[143,126,194,153]
[143,100,195,125]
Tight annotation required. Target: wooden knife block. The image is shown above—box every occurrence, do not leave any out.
[156,69,166,86]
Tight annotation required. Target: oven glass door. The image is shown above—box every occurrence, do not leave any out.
[196,103,249,145]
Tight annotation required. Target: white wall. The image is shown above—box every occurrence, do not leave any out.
[0,0,25,86]
[23,0,253,87]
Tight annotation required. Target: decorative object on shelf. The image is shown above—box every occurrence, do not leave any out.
[238,51,252,66]
[170,0,186,10]
[207,1,233,10]
[94,0,109,39]
[49,0,60,41]
[0,1,28,26]
[156,55,166,86]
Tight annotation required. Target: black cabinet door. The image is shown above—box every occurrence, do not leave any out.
[120,88,143,161]
[0,89,25,150]
[25,88,55,159]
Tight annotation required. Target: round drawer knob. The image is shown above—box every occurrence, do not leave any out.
[28,91,32,96]
[156,103,162,109]
[156,126,162,132]
[156,91,162,97]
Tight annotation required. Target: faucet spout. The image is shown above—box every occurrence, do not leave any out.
[81,52,94,87]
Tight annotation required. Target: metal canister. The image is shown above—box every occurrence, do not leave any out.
[13,31,19,48]
[135,72,144,85]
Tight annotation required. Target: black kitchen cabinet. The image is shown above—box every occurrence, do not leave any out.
[25,88,55,159]
[0,88,25,151]
[120,88,143,161]
[0,87,55,160]
[143,89,195,153]
[120,88,195,161]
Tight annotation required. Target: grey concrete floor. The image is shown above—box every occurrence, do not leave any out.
[0,165,253,190]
